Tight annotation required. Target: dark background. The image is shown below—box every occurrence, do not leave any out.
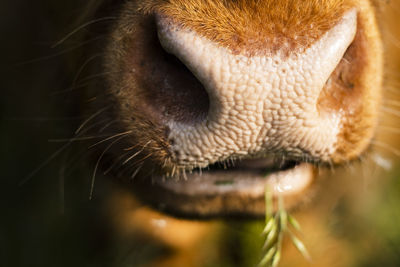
[2,1,400,267]
[1,2,118,266]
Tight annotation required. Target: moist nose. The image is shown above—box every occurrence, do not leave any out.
[156,11,357,167]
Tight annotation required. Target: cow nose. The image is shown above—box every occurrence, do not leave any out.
[156,10,357,168]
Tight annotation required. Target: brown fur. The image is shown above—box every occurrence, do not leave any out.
[140,0,354,56]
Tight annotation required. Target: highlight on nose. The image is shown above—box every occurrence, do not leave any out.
[155,10,359,167]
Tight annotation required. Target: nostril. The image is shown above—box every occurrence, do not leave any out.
[317,32,363,116]
[157,49,210,123]
[162,49,185,68]
[130,16,209,125]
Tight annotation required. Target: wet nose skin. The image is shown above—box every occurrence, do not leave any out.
[156,10,357,168]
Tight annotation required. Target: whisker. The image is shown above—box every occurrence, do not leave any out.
[181,169,188,181]
[103,151,131,175]
[75,107,109,134]
[6,116,84,121]
[380,106,400,117]
[384,99,400,107]
[75,71,119,85]
[88,130,132,149]
[384,85,400,95]
[52,17,116,48]
[171,166,177,178]
[386,31,400,49]
[130,153,153,166]
[122,141,152,165]
[19,141,73,186]
[56,146,94,179]
[124,143,142,151]
[72,117,113,138]
[20,115,108,185]
[122,151,143,165]
[377,126,400,134]
[90,134,128,200]
[50,72,122,96]
[131,163,144,180]
[51,82,93,96]
[15,36,105,66]
[48,135,111,143]
[73,53,103,85]
[99,120,117,133]
[371,140,400,157]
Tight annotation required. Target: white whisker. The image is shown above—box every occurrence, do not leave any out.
[90,134,128,200]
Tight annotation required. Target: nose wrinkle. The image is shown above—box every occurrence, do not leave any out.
[157,10,357,166]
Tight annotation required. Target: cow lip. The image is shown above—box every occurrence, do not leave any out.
[155,160,313,197]
[133,158,315,217]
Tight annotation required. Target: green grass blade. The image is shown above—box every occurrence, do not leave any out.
[258,246,277,267]
[288,214,302,232]
[289,231,311,261]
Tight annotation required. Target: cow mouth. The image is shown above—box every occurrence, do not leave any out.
[133,157,315,218]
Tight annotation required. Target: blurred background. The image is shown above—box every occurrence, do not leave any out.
[1,1,400,267]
